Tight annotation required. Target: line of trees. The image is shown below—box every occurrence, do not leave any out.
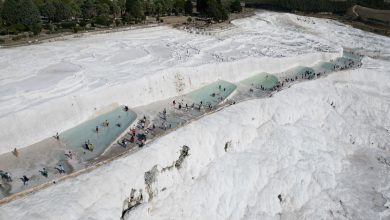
[245,0,390,14]
[1,0,41,34]
[0,0,242,36]
[0,0,122,35]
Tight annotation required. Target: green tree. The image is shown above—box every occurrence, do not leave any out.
[96,0,116,14]
[41,0,76,22]
[96,3,110,15]
[205,0,227,21]
[173,0,185,15]
[154,1,163,15]
[95,14,111,26]
[230,0,241,12]
[196,0,206,13]
[143,1,156,16]
[184,0,193,15]
[31,22,42,35]
[125,0,144,20]
[18,0,41,27]
[1,0,19,25]
[117,0,126,16]
[33,0,45,9]
[111,0,121,17]
[53,0,73,21]
[0,1,3,24]
[68,0,81,17]
[41,1,57,22]
[81,0,97,20]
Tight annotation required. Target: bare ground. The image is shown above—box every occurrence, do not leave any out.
[298,5,390,37]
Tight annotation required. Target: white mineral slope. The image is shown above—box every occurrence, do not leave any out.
[0,11,346,153]
[1,55,389,220]
[231,11,390,60]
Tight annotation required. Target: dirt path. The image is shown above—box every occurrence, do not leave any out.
[352,5,359,17]
[298,6,390,37]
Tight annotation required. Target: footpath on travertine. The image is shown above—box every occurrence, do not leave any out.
[0,52,361,205]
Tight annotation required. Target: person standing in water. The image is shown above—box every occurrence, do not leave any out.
[21,175,29,185]
[40,168,48,177]
[57,164,65,174]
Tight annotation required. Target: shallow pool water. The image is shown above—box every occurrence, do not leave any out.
[290,66,316,78]
[61,106,137,161]
[241,73,278,89]
[187,80,236,106]
[315,61,335,72]
[342,51,360,60]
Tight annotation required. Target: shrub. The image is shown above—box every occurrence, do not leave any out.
[60,21,77,29]
[115,19,121,26]
[95,15,111,26]
[0,28,8,35]
[12,34,26,41]
[31,23,42,35]
[230,0,242,13]
[9,23,27,33]
[79,20,88,27]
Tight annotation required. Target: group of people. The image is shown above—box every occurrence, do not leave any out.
[0,170,12,182]
[95,119,111,133]
[333,59,361,71]
[84,140,94,151]
[119,116,149,148]
[120,128,136,148]
[136,117,149,147]
[1,163,66,187]
[160,85,232,133]
[173,98,218,113]
[171,84,228,113]
[247,56,363,96]
[173,100,194,111]
[218,85,226,91]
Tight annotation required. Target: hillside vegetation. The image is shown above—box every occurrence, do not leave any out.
[245,0,390,14]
